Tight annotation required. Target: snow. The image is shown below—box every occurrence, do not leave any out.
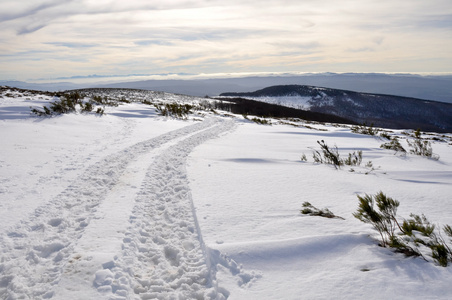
[1,88,452,299]
[221,95,313,110]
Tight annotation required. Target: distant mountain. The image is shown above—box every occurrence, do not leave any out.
[5,73,451,104]
[96,74,452,103]
[220,85,452,133]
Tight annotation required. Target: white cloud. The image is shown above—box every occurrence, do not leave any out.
[0,0,451,80]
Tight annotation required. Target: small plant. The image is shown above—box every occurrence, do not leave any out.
[155,103,193,119]
[400,214,452,266]
[96,107,105,115]
[380,132,391,140]
[142,99,153,106]
[380,137,406,154]
[343,151,363,166]
[407,129,439,160]
[119,97,130,103]
[250,117,271,125]
[312,140,362,169]
[300,153,307,162]
[31,106,52,116]
[80,101,94,113]
[354,192,452,266]
[351,123,379,136]
[353,191,401,247]
[312,140,342,168]
[301,202,344,219]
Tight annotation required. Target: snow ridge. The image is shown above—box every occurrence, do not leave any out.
[0,118,232,299]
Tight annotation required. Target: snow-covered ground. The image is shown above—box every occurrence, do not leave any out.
[1,88,452,299]
[221,95,314,110]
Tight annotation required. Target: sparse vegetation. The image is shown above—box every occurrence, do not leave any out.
[380,132,391,140]
[354,191,452,266]
[351,123,379,136]
[301,202,344,219]
[353,192,401,248]
[250,117,271,125]
[311,140,362,169]
[380,137,407,154]
[407,129,440,160]
[155,103,193,119]
[30,92,105,116]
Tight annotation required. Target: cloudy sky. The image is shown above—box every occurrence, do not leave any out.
[1,0,451,82]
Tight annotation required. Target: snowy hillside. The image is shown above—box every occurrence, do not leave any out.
[220,85,452,133]
[1,87,452,299]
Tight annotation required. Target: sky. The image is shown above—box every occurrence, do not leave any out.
[1,0,451,82]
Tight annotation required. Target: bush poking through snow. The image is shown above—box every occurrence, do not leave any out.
[407,129,440,160]
[250,117,271,125]
[351,123,379,136]
[354,191,452,266]
[155,103,193,119]
[301,202,344,219]
[399,214,452,266]
[311,140,362,169]
[380,137,406,155]
[312,140,342,168]
[353,191,401,248]
[31,92,105,116]
[380,132,391,140]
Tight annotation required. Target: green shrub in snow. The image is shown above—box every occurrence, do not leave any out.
[407,129,439,160]
[351,123,379,136]
[311,140,362,169]
[380,137,406,154]
[379,132,391,140]
[301,202,344,219]
[31,92,105,116]
[250,117,271,125]
[353,191,401,248]
[353,191,452,266]
[155,103,193,119]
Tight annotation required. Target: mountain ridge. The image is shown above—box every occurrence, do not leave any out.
[220,85,452,133]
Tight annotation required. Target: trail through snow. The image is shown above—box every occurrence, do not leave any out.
[0,117,238,299]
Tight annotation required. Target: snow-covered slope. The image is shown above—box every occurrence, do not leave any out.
[220,85,452,133]
[1,87,452,299]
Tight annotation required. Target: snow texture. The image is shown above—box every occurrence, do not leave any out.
[1,87,452,299]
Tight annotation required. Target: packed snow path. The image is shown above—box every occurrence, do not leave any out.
[0,117,235,299]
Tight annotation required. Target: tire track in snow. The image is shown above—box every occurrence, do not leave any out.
[0,118,221,299]
[99,119,236,300]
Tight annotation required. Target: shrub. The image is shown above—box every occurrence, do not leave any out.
[353,191,401,247]
[301,202,344,219]
[312,140,362,169]
[96,107,104,115]
[380,132,391,140]
[312,140,342,168]
[343,150,363,166]
[31,92,107,116]
[407,129,439,160]
[380,137,406,154]
[80,101,94,113]
[351,123,379,136]
[30,106,52,116]
[354,192,452,266]
[155,103,193,119]
[119,97,130,103]
[250,117,271,125]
